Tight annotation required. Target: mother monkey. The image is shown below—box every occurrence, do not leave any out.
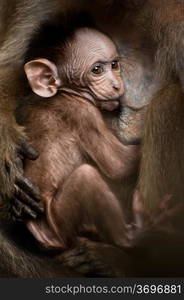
[0,0,184,277]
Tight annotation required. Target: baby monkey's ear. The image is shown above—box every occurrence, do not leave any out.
[24,58,62,97]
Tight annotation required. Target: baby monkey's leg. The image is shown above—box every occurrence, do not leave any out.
[49,164,128,248]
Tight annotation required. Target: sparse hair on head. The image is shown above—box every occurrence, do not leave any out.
[24,11,96,65]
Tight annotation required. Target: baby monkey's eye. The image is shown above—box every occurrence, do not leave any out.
[91,65,104,75]
[111,60,120,70]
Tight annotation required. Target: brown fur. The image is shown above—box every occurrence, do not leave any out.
[17,93,138,250]
[0,0,184,277]
[59,84,184,277]
[139,84,184,211]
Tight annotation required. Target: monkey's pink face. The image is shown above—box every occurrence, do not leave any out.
[64,28,124,111]
[24,27,124,112]
[86,57,124,111]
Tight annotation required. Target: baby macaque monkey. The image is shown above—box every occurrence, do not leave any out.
[22,27,138,250]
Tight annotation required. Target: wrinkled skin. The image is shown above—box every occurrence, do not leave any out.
[0,0,184,277]
[58,0,184,276]
[67,1,161,147]
[0,0,166,147]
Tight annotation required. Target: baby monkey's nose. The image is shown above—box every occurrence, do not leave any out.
[112,80,121,91]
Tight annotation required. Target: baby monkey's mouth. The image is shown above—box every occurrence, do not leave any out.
[96,97,120,112]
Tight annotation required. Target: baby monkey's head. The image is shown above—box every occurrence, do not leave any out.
[25,27,124,111]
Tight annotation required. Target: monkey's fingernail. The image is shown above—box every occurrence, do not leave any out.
[38,205,44,213]
[30,212,37,219]
[23,206,37,219]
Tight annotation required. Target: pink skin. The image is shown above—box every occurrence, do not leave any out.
[24,27,124,113]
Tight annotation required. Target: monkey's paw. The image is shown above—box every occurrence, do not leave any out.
[0,136,44,221]
[10,177,44,222]
[11,139,44,221]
